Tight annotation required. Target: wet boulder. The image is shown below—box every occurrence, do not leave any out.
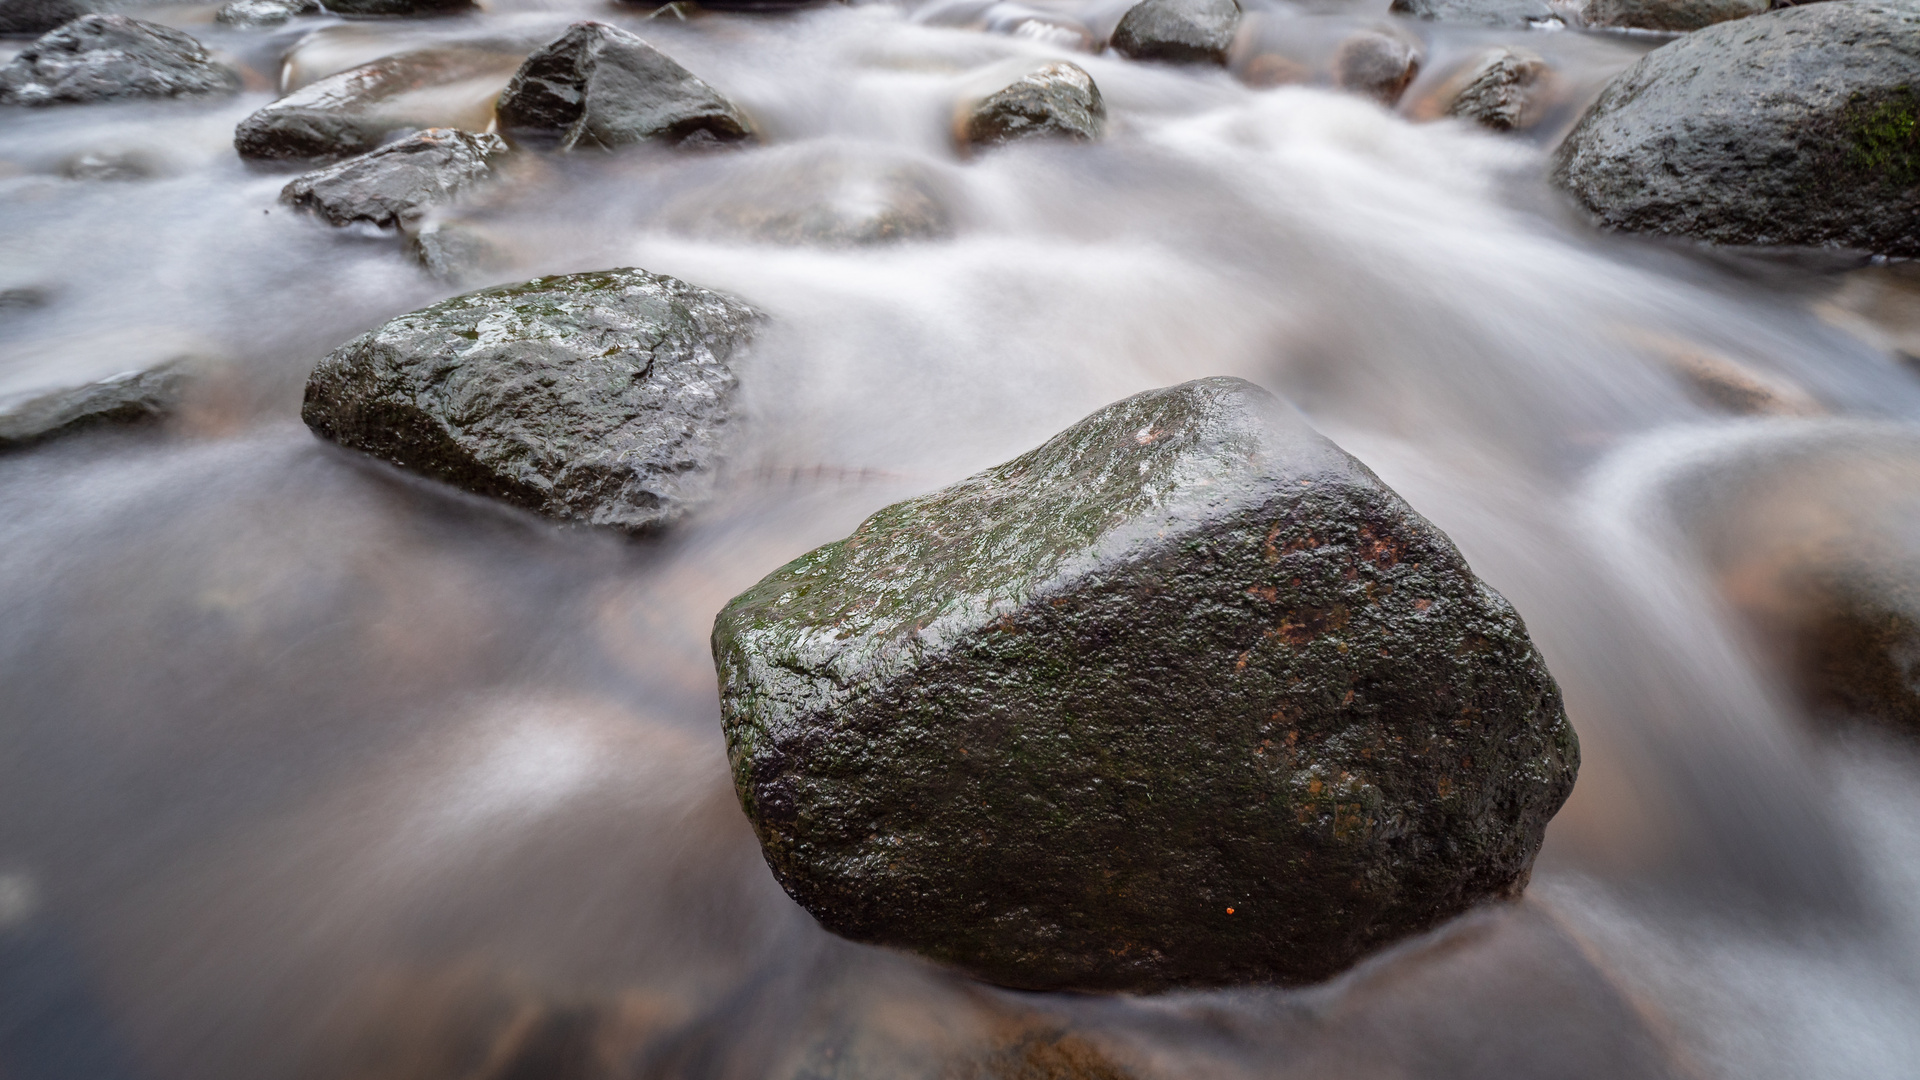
[0,363,190,448]
[281,128,508,230]
[1332,30,1420,107]
[215,0,320,29]
[1436,47,1550,131]
[302,268,759,534]
[0,0,99,37]
[1389,0,1566,27]
[957,61,1104,150]
[495,22,752,152]
[1580,0,1767,31]
[1552,0,1920,256]
[713,377,1578,992]
[0,15,239,106]
[1109,0,1240,66]
[234,46,522,161]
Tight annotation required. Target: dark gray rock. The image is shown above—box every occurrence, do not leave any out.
[1552,0,1920,256]
[1441,46,1549,131]
[1333,30,1420,106]
[713,377,1578,993]
[321,0,474,15]
[215,0,320,29]
[302,267,759,534]
[958,61,1104,149]
[1109,0,1240,66]
[1581,0,1766,30]
[234,47,518,161]
[0,363,189,447]
[1390,0,1565,28]
[495,22,752,152]
[0,0,98,37]
[0,15,239,106]
[281,127,507,229]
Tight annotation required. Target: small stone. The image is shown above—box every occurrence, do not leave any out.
[234,47,522,162]
[1109,0,1240,67]
[1332,31,1420,107]
[281,128,508,230]
[0,15,239,106]
[957,61,1104,150]
[1580,0,1767,30]
[494,22,752,152]
[0,0,99,37]
[714,377,1578,992]
[0,362,190,448]
[215,0,320,29]
[302,268,760,534]
[1439,47,1549,131]
[1389,0,1566,27]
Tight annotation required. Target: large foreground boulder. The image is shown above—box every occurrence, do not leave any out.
[956,61,1104,149]
[1553,0,1920,256]
[281,128,508,229]
[302,268,758,534]
[713,377,1578,992]
[0,15,239,106]
[235,47,521,161]
[1109,0,1240,66]
[494,23,752,151]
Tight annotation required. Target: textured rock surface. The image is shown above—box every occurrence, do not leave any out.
[0,363,189,447]
[1109,0,1239,66]
[1333,31,1420,106]
[215,0,319,29]
[281,128,508,230]
[234,47,520,161]
[495,22,752,152]
[714,377,1578,992]
[1440,47,1549,131]
[1552,0,1920,256]
[0,15,239,106]
[1389,0,1565,27]
[1581,0,1766,30]
[303,268,758,534]
[0,0,98,36]
[958,61,1104,149]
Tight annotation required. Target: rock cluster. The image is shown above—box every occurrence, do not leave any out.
[281,128,508,230]
[957,61,1105,149]
[495,22,753,152]
[0,15,239,106]
[714,377,1578,992]
[1110,0,1240,66]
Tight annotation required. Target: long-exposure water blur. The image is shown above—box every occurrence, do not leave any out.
[5,0,1920,1076]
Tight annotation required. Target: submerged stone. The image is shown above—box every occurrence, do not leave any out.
[1552,0,1920,256]
[714,377,1578,992]
[302,268,759,534]
[281,128,508,230]
[1332,30,1420,107]
[0,15,239,106]
[234,46,521,161]
[494,22,752,152]
[663,146,955,246]
[0,363,190,448]
[1109,0,1240,66]
[958,61,1104,149]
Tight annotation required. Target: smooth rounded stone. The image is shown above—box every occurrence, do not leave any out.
[280,128,507,230]
[1390,0,1566,27]
[0,0,98,37]
[1552,0,1920,256]
[1332,30,1420,107]
[713,377,1578,993]
[0,362,190,448]
[1580,0,1767,30]
[302,268,759,534]
[234,46,521,161]
[1437,46,1550,131]
[215,0,320,29]
[1109,0,1240,66]
[663,147,955,246]
[0,15,240,106]
[495,22,752,152]
[322,0,475,14]
[957,61,1104,150]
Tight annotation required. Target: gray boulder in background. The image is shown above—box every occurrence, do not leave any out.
[0,0,98,36]
[1389,0,1566,28]
[0,15,239,106]
[1580,0,1767,31]
[1109,0,1240,66]
[494,22,753,152]
[958,61,1104,149]
[281,128,509,230]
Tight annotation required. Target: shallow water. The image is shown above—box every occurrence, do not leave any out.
[5,1,1920,1077]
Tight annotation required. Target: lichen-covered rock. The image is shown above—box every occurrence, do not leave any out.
[713,377,1578,992]
[0,15,239,106]
[1439,47,1549,131]
[0,0,98,37]
[495,22,752,152]
[1389,0,1565,27]
[215,0,319,29]
[0,363,189,448]
[281,128,508,230]
[1581,0,1767,31]
[234,47,521,161]
[1109,0,1240,66]
[1552,0,1920,256]
[957,61,1104,149]
[302,268,758,534]
[1332,31,1420,107]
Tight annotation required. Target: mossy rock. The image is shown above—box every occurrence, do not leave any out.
[713,378,1577,992]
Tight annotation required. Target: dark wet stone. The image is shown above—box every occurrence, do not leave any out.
[1390,0,1564,27]
[1109,0,1240,66]
[713,376,1578,993]
[281,128,507,230]
[322,0,475,15]
[0,363,189,448]
[1440,47,1549,131]
[234,47,518,162]
[0,15,240,106]
[1581,0,1766,30]
[215,0,320,29]
[495,22,752,152]
[1552,0,1920,257]
[1333,31,1420,107]
[959,61,1104,149]
[0,0,98,37]
[302,267,759,534]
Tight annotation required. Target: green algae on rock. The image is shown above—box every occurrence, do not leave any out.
[302,268,759,534]
[713,377,1578,992]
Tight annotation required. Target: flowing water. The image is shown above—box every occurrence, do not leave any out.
[5,1,1920,1077]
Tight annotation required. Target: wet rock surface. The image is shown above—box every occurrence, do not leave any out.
[714,377,1578,992]
[0,363,190,448]
[958,61,1104,149]
[0,0,98,36]
[1332,31,1420,107]
[1438,46,1549,131]
[495,22,752,152]
[1553,0,1920,256]
[1109,0,1239,66]
[1580,0,1767,30]
[302,267,759,534]
[0,15,240,106]
[1389,0,1565,27]
[234,46,522,162]
[281,128,508,230]
[215,0,320,29]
